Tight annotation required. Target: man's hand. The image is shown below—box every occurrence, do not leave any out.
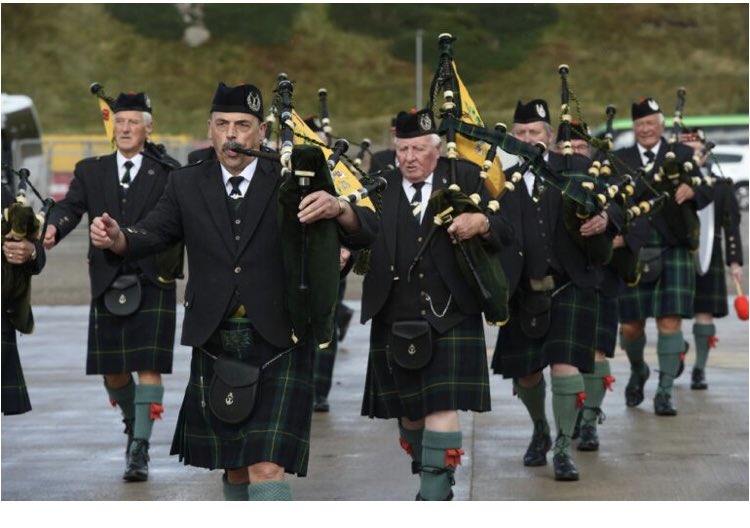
[730,262,743,284]
[447,213,488,244]
[580,211,608,237]
[339,247,351,271]
[612,235,625,249]
[90,213,125,253]
[298,190,341,224]
[43,225,58,250]
[3,233,36,265]
[674,183,695,205]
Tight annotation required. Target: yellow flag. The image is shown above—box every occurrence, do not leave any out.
[453,61,504,197]
[96,97,115,149]
[290,110,375,211]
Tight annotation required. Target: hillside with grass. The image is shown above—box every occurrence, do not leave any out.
[2,4,747,145]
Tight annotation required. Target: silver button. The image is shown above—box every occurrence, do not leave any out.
[420,310,427,316]
[234,267,241,274]
[184,300,189,307]
[417,237,423,243]
[235,219,241,225]
[235,235,240,241]
[418,273,424,279]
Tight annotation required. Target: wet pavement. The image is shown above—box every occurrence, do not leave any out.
[1,302,747,501]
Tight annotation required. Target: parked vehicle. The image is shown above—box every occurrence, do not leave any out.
[710,144,749,209]
[2,93,47,208]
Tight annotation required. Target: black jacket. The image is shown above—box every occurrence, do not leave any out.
[122,156,378,349]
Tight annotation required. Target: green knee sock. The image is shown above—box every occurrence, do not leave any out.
[248,480,292,501]
[656,332,684,397]
[133,384,164,442]
[551,373,585,457]
[692,323,715,371]
[582,361,611,428]
[399,423,423,468]
[621,333,647,372]
[515,377,550,435]
[222,473,249,501]
[104,377,135,422]
[420,430,462,501]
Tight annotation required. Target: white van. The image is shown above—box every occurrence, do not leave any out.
[2,93,47,208]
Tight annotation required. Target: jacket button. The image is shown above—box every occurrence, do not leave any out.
[235,219,241,225]
[418,273,424,279]
[420,309,427,316]
[234,266,242,274]
[184,300,189,307]
[235,235,240,241]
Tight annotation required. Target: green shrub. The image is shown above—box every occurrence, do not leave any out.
[104,4,184,40]
[203,4,301,45]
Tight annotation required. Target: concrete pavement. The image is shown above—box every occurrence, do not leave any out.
[1,303,747,501]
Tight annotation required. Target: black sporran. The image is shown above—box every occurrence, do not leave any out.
[638,247,664,284]
[103,274,142,316]
[518,289,552,339]
[208,355,260,425]
[389,320,433,370]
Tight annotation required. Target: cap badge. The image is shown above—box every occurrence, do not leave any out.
[536,104,546,119]
[247,92,261,113]
[419,113,433,131]
[648,99,659,112]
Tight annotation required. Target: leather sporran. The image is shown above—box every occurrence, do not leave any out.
[638,247,664,284]
[389,320,433,370]
[208,355,260,425]
[518,289,552,339]
[103,274,142,316]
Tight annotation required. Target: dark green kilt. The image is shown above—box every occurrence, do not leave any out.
[361,315,491,421]
[492,283,598,378]
[694,238,729,317]
[2,314,31,415]
[618,243,696,323]
[170,332,314,476]
[86,282,176,375]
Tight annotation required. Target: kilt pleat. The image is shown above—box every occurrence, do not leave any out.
[361,315,491,421]
[694,239,729,317]
[594,292,618,358]
[170,337,314,476]
[2,315,31,415]
[86,283,176,375]
[618,244,696,323]
[492,283,598,378]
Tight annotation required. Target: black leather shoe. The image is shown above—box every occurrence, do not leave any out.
[336,304,354,342]
[653,392,677,416]
[691,368,708,390]
[123,439,150,482]
[577,424,600,451]
[553,453,580,481]
[313,396,330,412]
[122,418,134,456]
[675,341,689,379]
[625,364,650,407]
[523,427,552,467]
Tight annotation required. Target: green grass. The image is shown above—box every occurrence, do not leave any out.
[2,4,747,147]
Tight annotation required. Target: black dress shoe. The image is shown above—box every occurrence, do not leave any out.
[123,439,150,482]
[653,392,678,416]
[523,428,552,467]
[553,453,580,481]
[313,396,330,412]
[691,368,708,390]
[625,364,650,407]
[675,341,689,379]
[577,424,600,451]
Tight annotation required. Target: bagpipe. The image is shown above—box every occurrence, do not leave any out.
[556,64,613,266]
[1,166,55,333]
[234,75,386,350]
[89,82,185,283]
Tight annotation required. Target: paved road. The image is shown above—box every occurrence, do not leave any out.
[1,302,747,502]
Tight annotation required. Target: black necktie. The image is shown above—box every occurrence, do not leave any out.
[411,182,425,219]
[644,149,655,164]
[121,161,133,188]
[228,176,244,199]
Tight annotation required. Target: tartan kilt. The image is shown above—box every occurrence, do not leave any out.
[2,314,31,415]
[594,292,618,358]
[492,283,598,378]
[170,333,314,476]
[618,244,696,323]
[361,315,491,421]
[694,238,729,317]
[86,282,176,375]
